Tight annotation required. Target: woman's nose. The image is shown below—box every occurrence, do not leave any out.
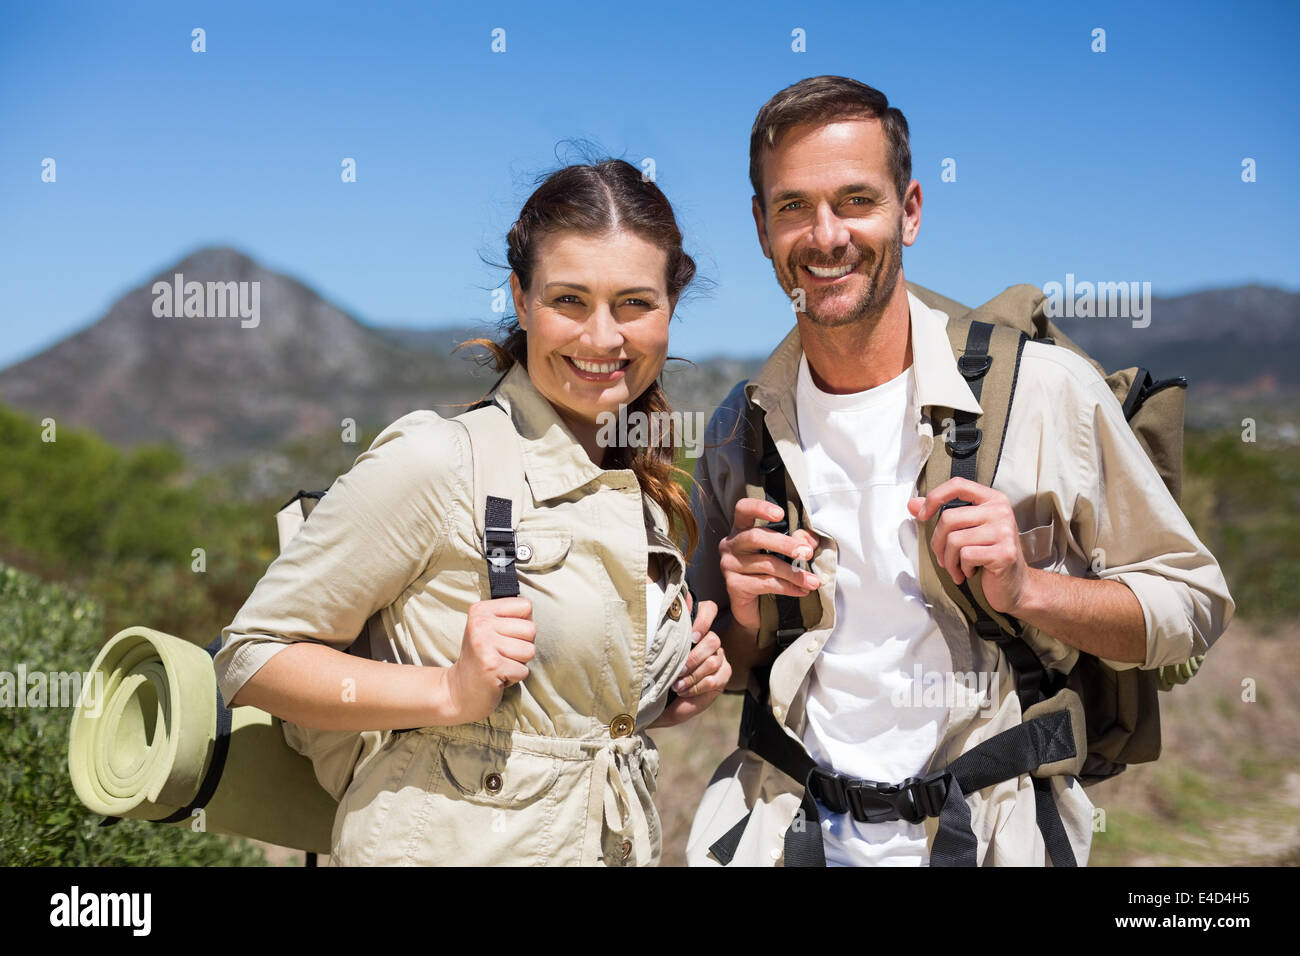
[582,305,624,351]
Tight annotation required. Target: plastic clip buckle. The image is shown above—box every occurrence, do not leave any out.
[810,768,851,815]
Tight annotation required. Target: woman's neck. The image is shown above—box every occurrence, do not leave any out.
[555,406,608,468]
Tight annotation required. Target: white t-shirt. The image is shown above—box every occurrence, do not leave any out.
[647,575,667,653]
[795,353,953,867]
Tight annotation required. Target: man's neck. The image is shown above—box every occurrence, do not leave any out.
[798,276,913,395]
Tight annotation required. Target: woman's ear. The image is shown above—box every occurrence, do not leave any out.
[509,272,528,330]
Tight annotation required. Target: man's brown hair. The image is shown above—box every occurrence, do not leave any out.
[749,75,912,210]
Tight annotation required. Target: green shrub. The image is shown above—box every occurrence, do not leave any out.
[0,560,266,865]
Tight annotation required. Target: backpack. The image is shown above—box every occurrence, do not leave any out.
[274,399,526,809]
[743,281,1202,788]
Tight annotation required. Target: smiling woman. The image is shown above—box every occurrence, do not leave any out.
[214,157,732,867]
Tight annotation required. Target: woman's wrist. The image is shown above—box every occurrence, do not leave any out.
[424,666,460,726]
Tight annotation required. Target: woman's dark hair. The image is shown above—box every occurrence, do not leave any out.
[460,158,700,560]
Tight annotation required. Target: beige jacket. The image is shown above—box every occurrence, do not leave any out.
[214,362,696,866]
[685,289,1235,866]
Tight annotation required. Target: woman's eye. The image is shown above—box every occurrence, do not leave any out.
[624,298,651,308]
[555,294,581,305]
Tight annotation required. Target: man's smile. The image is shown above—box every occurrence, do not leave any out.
[799,259,860,286]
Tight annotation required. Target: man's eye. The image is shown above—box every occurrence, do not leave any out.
[847,196,872,206]
[779,200,804,212]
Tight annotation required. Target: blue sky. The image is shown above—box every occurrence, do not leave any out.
[1,0,1297,368]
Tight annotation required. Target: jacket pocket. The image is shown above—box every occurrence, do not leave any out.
[1017,523,1056,568]
[513,529,572,571]
[438,738,560,808]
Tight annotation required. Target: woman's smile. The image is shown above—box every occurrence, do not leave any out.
[563,354,632,383]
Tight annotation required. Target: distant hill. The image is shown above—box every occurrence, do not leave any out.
[1050,284,1300,397]
[0,247,508,472]
[0,248,1292,486]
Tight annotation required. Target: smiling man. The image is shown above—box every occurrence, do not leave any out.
[684,75,1235,867]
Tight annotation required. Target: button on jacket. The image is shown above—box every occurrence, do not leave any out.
[685,289,1235,866]
[214,362,696,866]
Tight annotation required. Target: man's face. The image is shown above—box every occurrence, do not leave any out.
[753,117,919,328]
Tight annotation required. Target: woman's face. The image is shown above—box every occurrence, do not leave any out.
[510,228,673,437]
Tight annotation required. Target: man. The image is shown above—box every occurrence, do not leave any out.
[684,75,1235,866]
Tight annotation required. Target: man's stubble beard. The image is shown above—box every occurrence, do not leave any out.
[774,217,905,330]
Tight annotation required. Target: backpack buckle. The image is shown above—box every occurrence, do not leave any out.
[845,772,950,825]
[808,767,852,815]
[483,525,517,569]
[957,354,992,380]
[899,772,951,822]
[946,422,982,457]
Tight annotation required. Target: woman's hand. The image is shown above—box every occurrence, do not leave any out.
[651,597,732,727]
[444,597,536,724]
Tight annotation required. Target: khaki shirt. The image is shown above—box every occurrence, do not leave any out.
[214,362,695,865]
[685,289,1235,866]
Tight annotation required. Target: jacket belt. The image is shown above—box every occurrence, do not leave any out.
[710,692,1079,867]
[580,734,653,866]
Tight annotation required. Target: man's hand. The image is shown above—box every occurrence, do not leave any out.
[719,497,821,633]
[908,477,1029,616]
[909,478,1147,663]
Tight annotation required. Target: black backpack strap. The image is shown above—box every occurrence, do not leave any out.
[719,684,1080,866]
[928,319,1051,713]
[482,494,520,599]
[459,398,527,600]
[929,319,1076,866]
[758,421,809,650]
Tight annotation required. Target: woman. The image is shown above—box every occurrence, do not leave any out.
[213,158,730,866]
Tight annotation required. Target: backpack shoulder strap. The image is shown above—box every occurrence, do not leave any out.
[917,316,1051,710]
[457,399,527,599]
[742,398,822,654]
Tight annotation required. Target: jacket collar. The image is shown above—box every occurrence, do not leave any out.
[489,362,630,503]
[745,288,983,417]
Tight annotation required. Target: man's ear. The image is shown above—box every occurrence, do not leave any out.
[509,272,528,330]
[902,179,923,247]
[752,195,772,260]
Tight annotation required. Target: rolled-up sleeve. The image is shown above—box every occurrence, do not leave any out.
[1059,363,1235,671]
[213,411,464,704]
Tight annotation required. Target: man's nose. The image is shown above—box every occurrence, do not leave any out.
[808,201,851,255]
[582,304,624,351]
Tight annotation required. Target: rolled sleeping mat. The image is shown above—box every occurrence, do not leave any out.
[68,626,338,854]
